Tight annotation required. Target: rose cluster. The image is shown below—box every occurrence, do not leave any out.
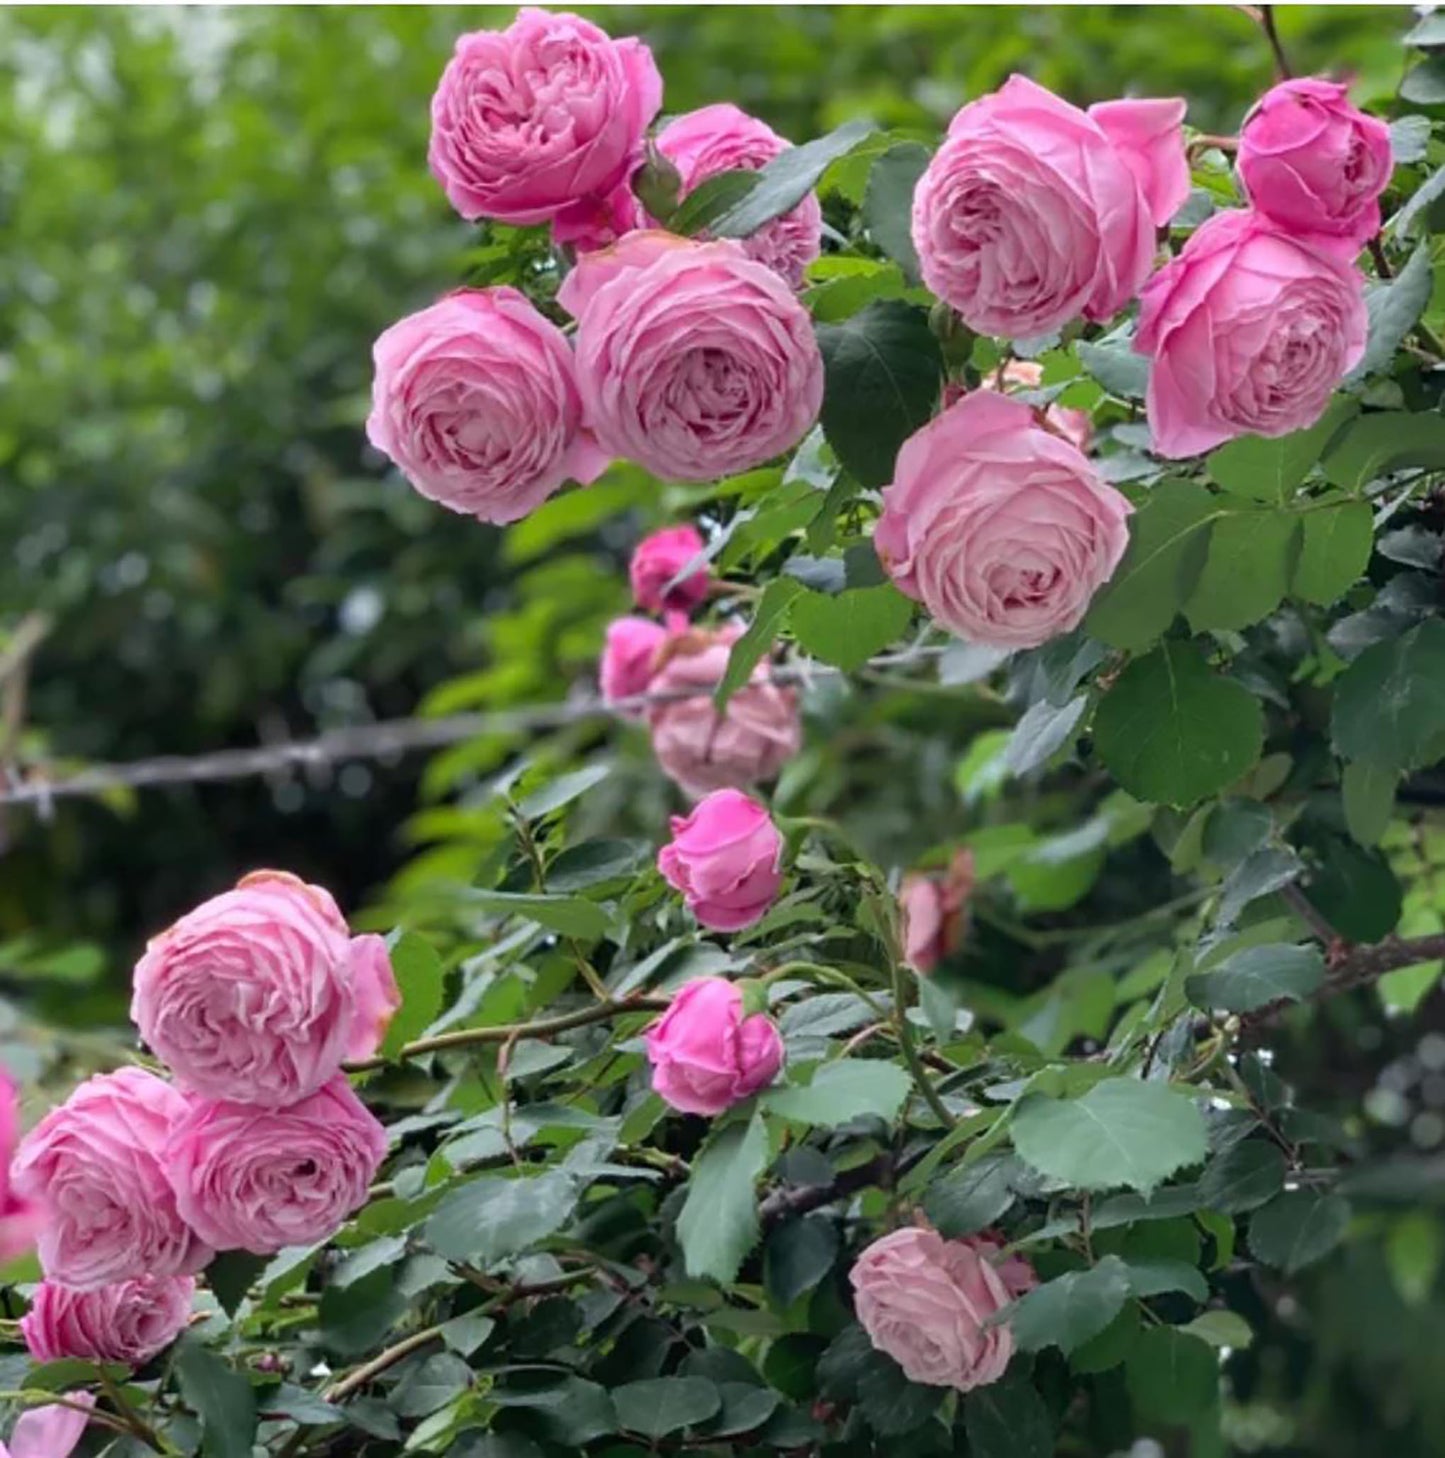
[11,871,396,1366]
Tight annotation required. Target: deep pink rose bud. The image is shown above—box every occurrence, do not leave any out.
[645,976,783,1115]
[131,870,400,1109]
[427,9,662,226]
[630,525,710,616]
[851,1227,1031,1390]
[912,76,1187,339]
[656,104,823,287]
[367,288,609,525]
[22,1276,194,1367]
[164,1076,388,1255]
[875,392,1130,649]
[900,850,976,974]
[0,1071,44,1263]
[600,616,668,715]
[659,789,784,932]
[645,628,801,797]
[1239,78,1391,251]
[12,1068,211,1290]
[1136,210,1367,458]
[0,1391,94,1458]
[560,233,824,483]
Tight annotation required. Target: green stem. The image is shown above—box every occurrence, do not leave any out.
[890,958,956,1129]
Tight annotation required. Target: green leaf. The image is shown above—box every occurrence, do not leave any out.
[206,1250,268,1320]
[862,142,930,282]
[1182,506,1300,631]
[712,118,874,238]
[468,891,610,940]
[1396,164,1445,236]
[1011,1078,1208,1194]
[318,1265,410,1356]
[612,1377,721,1438]
[1077,335,1149,400]
[1348,245,1433,383]
[515,764,611,819]
[816,300,944,488]
[762,1058,913,1126]
[393,1352,472,1417]
[1185,944,1325,1013]
[1402,56,1445,106]
[1206,399,1357,502]
[922,1152,1021,1237]
[23,1358,132,1393]
[1004,695,1088,776]
[1249,1191,1352,1274]
[1009,1255,1132,1354]
[963,1371,1055,1458]
[677,1112,769,1284]
[379,931,446,1059]
[1122,1257,1208,1302]
[546,839,650,891]
[1197,1140,1287,1215]
[174,1338,258,1458]
[694,1382,781,1438]
[789,583,913,670]
[715,578,803,712]
[1125,1327,1219,1423]
[1183,1309,1254,1350]
[1094,642,1264,808]
[1086,480,1218,651]
[672,169,762,236]
[1292,499,1374,605]
[1406,11,1445,45]
[765,1215,840,1307]
[1332,618,1445,771]
[1321,410,1445,489]
[856,1354,943,1435]
[424,1170,577,1266]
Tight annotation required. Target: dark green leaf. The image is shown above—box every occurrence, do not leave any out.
[1078,335,1149,400]
[174,1339,258,1458]
[1125,1327,1218,1422]
[764,1215,840,1307]
[1348,244,1433,383]
[713,118,875,237]
[1205,399,1357,502]
[677,1112,769,1283]
[856,1352,943,1435]
[424,1170,577,1266]
[1333,619,1445,771]
[672,170,762,236]
[380,931,446,1059]
[1004,695,1088,776]
[1402,57,1445,105]
[1009,1255,1132,1353]
[319,1265,411,1357]
[1070,1304,1142,1373]
[762,1058,912,1126]
[1183,507,1300,631]
[612,1377,721,1438]
[1293,499,1374,605]
[1217,846,1304,926]
[468,891,610,940]
[862,143,930,282]
[963,1371,1055,1458]
[1197,1140,1287,1215]
[715,578,803,711]
[1185,944,1325,1013]
[693,1382,781,1438]
[1249,1191,1352,1273]
[206,1250,268,1320]
[515,764,611,819]
[392,1353,472,1417]
[1122,1257,1209,1302]
[1321,411,1445,488]
[789,583,914,670]
[546,839,650,892]
[1343,759,1397,846]
[923,1153,1021,1237]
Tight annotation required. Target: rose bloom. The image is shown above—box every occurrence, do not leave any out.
[0,1072,44,1263]
[912,75,1188,338]
[630,524,710,615]
[659,788,784,932]
[164,1076,388,1255]
[560,232,824,483]
[656,103,823,287]
[367,288,608,526]
[22,1275,195,1367]
[645,976,783,1115]
[1238,78,1391,251]
[645,628,802,797]
[901,850,977,974]
[850,1227,1035,1390]
[131,870,399,1109]
[984,361,1092,453]
[600,616,668,715]
[1136,210,1368,458]
[875,391,1131,649]
[0,1391,94,1458]
[428,9,662,226]
[12,1068,211,1290]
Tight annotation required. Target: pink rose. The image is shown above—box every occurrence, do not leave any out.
[428,9,662,226]
[985,361,1092,453]
[12,1068,211,1289]
[600,616,668,715]
[658,788,784,932]
[0,1072,44,1263]
[850,1227,1028,1390]
[0,1392,94,1458]
[645,976,783,1115]
[22,1275,194,1366]
[1238,78,1391,251]
[875,391,1131,649]
[164,1076,387,1255]
[366,288,608,525]
[656,103,823,287]
[645,629,802,796]
[552,177,645,254]
[560,232,824,482]
[630,525,710,615]
[1136,210,1368,458]
[901,850,976,974]
[912,76,1188,338]
[131,870,399,1108]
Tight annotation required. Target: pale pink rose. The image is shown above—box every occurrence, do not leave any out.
[1238,78,1391,251]
[428,9,662,226]
[1136,210,1368,458]
[850,1227,1025,1390]
[986,361,1092,453]
[367,288,608,526]
[901,849,977,974]
[912,76,1188,338]
[600,616,668,715]
[875,391,1131,649]
[22,1276,194,1366]
[644,976,783,1115]
[656,103,823,287]
[0,1072,44,1263]
[645,628,802,796]
[969,1230,1040,1299]
[12,1068,211,1290]
[659,788,784,932]
[131,870,399,1109]
[560,232,824,482]
[0,1392,94,1458]
[630,524,710,615]
[164,1076,388,1255]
